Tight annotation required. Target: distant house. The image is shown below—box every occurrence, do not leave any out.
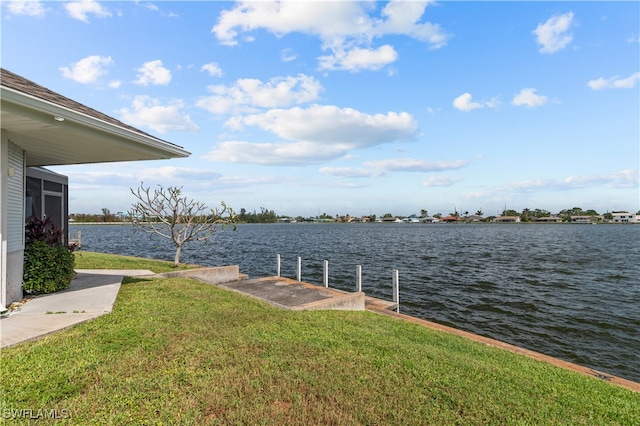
[401,217,421,223]
[493,216,521,223]
[534,216,563,223]
[571,215,603,224]
[420,216,439,223]
[465,215,484,222]
[381,216,401,223]
[611,212,638,224]
[1,68,190,310]
[439,215,460,223]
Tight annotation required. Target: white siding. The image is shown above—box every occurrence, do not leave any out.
[7,142,24,252]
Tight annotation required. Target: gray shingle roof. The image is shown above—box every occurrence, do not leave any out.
[1,67,182,148]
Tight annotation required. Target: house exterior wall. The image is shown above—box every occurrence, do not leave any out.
[1,133,72,307]
[1,133,7,309]
[5,250,24,305]
[7,142,25,251]
[2,130,27,307]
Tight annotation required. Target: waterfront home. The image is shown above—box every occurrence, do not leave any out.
[401,217,421,224]
[571,215,603,224]
[420,216,440,223]
[352,216,371,223]
[465,214,484,222]
[0,68,189,311]
[611,212,639,224]
[381,216,402,223]
[493,216,521,223]
[439,215,460,223]
[534,216,563,223]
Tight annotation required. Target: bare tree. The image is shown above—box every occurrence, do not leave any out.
[129,183,236,267]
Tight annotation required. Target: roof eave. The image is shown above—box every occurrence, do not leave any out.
[1,86,191,159]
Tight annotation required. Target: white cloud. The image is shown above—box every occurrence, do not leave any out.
[318,45,398,72]
[204,105,418,165]
[203,140,348,165]
[452,93,484,112]
[134,60,172,86]
[196,74,322,115]
[362,158,469,173]
[533,12,574,53]
[376,0,447,47]
[137,166,222,183]
[213,1,367,46]
[587,72,640,90]
[139,3,159,12]
[108,80,121,89]
[319,167,381,178]
[6,0,46,16]
[502,169,638,192]
[215,174,286,188]
[320,158,468,178]
[64,0,111,23]
[62,168,136,186]
[212,0,448,72]
[421,175,463,187]
[201,62,223,77]
[59,55,113,84]
[233,105,417,146]
[512,88,548,107]
[280,48,297,62]
[118,95,199,134]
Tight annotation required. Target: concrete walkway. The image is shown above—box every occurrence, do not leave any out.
[0,269,152,348]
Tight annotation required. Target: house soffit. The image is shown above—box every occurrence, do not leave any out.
[1,69,190,167]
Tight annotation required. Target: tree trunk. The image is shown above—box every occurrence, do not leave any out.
[173,245,182,268]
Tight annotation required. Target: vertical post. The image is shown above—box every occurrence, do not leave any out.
[355,265,362,293]
[297,256,302,281]
[276,254,281,277]
[392,269,399,313]
[323,260,329,288]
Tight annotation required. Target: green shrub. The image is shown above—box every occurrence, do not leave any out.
[23,217,75,294]
[23,241,75,294]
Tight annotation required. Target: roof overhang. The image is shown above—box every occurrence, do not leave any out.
[1,85,190,167]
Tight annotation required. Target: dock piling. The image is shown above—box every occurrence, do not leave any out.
[356,265,362,293]
[323,260,329,288]
[392,269,400,313]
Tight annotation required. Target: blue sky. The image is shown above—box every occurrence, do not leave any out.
[2,1,638,217]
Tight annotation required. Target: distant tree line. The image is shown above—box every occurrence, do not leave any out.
[70,206,639,224]
[69,208,123,223]
[238,207,278,223]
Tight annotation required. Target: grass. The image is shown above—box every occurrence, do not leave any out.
[1,253,638,424]
[73,250,199,273]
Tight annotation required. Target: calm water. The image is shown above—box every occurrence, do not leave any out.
[71,223,640,383]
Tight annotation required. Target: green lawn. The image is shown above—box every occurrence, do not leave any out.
[1,253,638,424]
[73,250,198,273]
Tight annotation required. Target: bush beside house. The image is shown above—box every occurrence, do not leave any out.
[23,217,75,294]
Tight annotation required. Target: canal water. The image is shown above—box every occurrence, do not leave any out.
[70,222,640,383]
